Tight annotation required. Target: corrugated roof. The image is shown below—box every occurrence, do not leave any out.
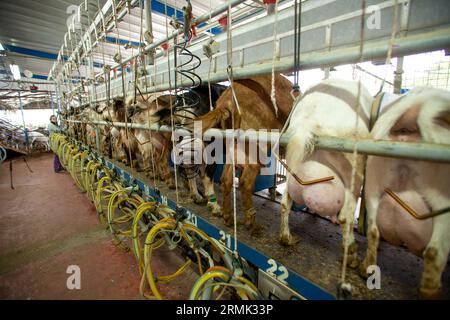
[0,0,269,82]
[0,0,280,105]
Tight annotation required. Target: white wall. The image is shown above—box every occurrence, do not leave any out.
[0,109,56,130]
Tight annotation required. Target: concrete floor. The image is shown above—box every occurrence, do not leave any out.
[0,153,195,300]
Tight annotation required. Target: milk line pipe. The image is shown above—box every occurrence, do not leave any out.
[66,119,450,163]
[67,27,450,105]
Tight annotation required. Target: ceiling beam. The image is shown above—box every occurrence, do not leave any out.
[2,44,106,69]
[149,0,221,35]
[0,69,49,80]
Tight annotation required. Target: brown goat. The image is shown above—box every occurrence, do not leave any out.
[196,74,295,234]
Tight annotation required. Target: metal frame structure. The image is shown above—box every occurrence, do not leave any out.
[52,0,450,102]
[51,0,450,299]
[98,155,334,299]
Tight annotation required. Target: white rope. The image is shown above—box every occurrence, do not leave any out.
[341,2,400,286]
[207,0,214,111]
[111,0,134,170]
[96,0,118,160]
[138,0,157,188]
[270,0,279,117]
[376,0,399,95]
[208,55,214,111]
[164,0,180,204]
[339,0,367,287]
[225,4,239,257]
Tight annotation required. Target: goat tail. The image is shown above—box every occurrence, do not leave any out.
[285,125,315,168]
[195,105,231,132]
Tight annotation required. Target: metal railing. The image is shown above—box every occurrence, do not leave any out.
[66,119,450,163]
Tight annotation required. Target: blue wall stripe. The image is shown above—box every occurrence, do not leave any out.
[151,0,184,20]
[3,44,58,60]
[3,44,104,69]
[105,36,141,47]
[31,74,48,80]
[150,0,221,35]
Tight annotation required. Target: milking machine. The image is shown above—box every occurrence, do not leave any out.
[168,1,206,181]
[50,131,277,300]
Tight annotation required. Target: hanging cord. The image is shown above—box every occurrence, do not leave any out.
[375,0,399,96]
[173,0,202,118]
[112,0,134,170]
[164,0,180,204]
[339,0,367,297]
[207,54,214,111]
[226,4,239,258]
[270,0,279,116]
[23,157,33,173]
[292,0,302,95]
[167,1,205,181]
[138,0,157,188]
[96,2,117,158]
[207,0,214,111]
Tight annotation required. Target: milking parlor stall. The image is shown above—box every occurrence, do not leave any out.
[0,0,450,302]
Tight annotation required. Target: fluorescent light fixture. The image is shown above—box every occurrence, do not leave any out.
[0,42,4,50]
[9,64,21,80]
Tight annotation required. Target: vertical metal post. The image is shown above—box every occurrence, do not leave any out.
[50,91,55,115]
[145,0,153,40]
[95,125,101,151]
[18,91,29,150]
[394,56,404,94]
[56,84,62,114]
[144,0,155,65]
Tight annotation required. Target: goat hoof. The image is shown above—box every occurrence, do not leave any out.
[279,233,299,246]
[193,196,207,205]
[223,215,233,227]
[208,202,222,216]
[166,180,176,189]
[419,287,441,300]
[248,222,263,236]
[358,261,370,279]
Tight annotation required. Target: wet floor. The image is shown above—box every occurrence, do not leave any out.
[0,153,195,299]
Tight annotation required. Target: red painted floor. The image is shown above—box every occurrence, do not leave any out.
[0,153,194,299]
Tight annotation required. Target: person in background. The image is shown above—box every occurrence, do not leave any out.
[48,115,64,173]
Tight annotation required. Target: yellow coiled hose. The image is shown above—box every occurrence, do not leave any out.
[49,133,259,301]
[140,217,225,300]
[107,188,144,251]
[189,266,260,300]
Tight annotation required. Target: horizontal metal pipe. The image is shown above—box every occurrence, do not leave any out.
[66,119,450,163]
[71,26,450,106]
[143,27,450,93]
[92,0,247,79]
[0,80,56,85]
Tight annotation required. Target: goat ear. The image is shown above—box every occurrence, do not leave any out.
[154,108,172,123]
[112,98,124,111]
[435,110,450,130]
[157,95,175,107]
